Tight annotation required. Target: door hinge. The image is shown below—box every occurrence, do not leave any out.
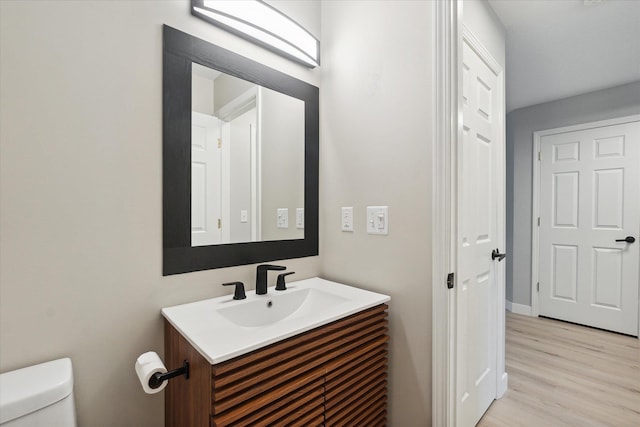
[538,151,541,161]
[217,218,221,229]
[537,282,540,292]
[217,138,222,149]
[537,217,540,226]
[447,272,455,289]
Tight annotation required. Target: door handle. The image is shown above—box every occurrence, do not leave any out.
[615,236,636,244]
[492,248,506,261]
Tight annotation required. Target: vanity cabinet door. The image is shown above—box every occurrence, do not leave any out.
[324,306,389,426]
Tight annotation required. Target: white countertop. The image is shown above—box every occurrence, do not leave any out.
[161,277,390,364]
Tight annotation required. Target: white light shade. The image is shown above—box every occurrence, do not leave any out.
[191,0,320,68]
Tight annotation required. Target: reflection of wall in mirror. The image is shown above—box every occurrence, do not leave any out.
[192,72,214,115]
[193,68,305,243]
[260,87,305,241]
[214,73,254,112]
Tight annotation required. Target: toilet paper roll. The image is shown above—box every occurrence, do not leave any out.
[135,351,168,394]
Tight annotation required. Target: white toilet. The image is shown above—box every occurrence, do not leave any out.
[0,358,77,427]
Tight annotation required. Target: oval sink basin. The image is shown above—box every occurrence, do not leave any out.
[161,277,390,364]
[217,288,349,327]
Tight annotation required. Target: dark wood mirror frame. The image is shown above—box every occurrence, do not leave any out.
[163,25,319,275]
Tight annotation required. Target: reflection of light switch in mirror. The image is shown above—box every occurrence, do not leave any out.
[277,208,289,229]
[240,210,248,223]
[296,208,304,229]
[341,207,353,232]
[366,206,388,235]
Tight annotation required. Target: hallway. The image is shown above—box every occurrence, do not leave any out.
[479,312,640,426]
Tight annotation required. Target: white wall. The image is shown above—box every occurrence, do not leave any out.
[0,1,320,426]
[320,1,433,424]
[506,81,640,306]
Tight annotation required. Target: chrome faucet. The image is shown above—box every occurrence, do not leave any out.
[255,264,286,295]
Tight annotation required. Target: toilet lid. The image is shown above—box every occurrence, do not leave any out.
[0,358,73,424]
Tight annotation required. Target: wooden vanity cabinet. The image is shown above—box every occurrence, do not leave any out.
[164,304,389,426]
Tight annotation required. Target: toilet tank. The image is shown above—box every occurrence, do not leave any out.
[0,358,77,427]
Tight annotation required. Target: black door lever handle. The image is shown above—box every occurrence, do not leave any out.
[492,248,506,261]
[615,236,636,243]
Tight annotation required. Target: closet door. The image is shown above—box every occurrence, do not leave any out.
[538,120,640,336]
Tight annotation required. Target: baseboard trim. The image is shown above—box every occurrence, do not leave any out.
[506,300,532,316]
[497,372,508,398]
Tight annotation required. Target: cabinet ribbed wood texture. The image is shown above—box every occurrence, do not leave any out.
[165,304,388,427]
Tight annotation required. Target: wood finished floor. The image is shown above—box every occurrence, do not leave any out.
[478,312,640,427]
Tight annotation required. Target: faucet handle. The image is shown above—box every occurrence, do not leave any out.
[275,272,295,291]
[222,282,246,300]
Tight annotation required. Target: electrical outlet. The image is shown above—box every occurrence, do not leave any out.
[341,207,353,232]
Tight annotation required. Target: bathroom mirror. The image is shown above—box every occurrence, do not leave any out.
[163,25,318,275]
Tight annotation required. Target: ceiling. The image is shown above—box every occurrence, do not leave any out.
[488,0,640,112]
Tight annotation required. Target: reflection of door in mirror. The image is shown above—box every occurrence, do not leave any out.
[191,112,222,246]
[192,62,261,246]
[191,62,304,246]
[223,101,259,244]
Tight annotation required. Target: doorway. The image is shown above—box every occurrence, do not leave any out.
[431,2,507,425]
[531,116,640,336]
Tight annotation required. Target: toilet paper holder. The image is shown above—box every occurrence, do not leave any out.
[148,360,189,389]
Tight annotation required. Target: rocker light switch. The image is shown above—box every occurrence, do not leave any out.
[367,206,388,235]
[277,208,288,228]
[296,208,304,229]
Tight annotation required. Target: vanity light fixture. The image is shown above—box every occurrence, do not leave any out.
[191,0,320,68]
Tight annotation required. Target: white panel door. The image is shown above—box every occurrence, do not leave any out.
[457,40,502,427]
[539,120,640,336]
[191,112,222,246]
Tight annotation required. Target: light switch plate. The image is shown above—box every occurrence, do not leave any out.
[277,208,289,228]
[367,206,388,235]
[341,207,354,232]
[296,208,304,229]
[240,210,248,223]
